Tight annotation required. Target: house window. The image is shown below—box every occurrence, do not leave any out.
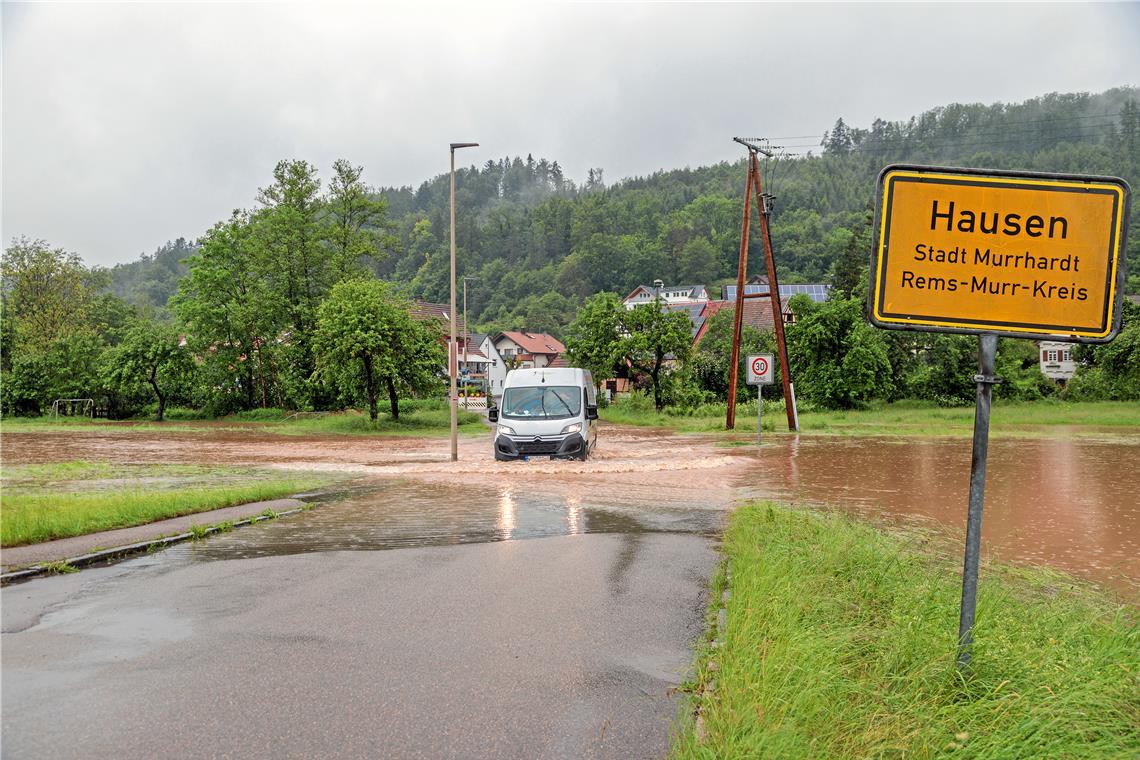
[1062,350,1071,362]
[1048,350,1058,362]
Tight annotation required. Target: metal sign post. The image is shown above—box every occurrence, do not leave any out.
[746,354,774,446]
[757,386,763,445]
[957,333,998,670]
[868,164,1130,675]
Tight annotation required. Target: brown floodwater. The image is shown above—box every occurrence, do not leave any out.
[2,424,1137,595]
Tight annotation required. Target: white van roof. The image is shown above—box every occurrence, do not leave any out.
[503,367,589,389]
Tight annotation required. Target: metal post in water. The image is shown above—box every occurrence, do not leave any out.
[757,386,763,446]
[957,333,999,672]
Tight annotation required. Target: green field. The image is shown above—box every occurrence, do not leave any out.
[603,398,1140,438]
[0,462,337,546]
[0,405,487,437]
[673,503,1139,758]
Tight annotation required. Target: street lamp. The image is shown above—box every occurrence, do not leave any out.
[449,142,478,462]
[462,276,477,411]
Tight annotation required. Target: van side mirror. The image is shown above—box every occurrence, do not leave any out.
[488,407,499,422]
[585,405,598,420]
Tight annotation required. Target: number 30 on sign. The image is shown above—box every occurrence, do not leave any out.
[747,354,774,385]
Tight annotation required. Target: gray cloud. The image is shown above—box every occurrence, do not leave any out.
[4,2,1138,266]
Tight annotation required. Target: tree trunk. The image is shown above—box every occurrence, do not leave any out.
[651,366,663,412]
[386,376,399,420]
[362,355,378,422]
[244,363,256,410]
[148,368,166,422]
[651,350,667,412]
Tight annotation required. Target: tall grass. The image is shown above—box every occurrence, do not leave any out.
[602,397,1140,437]
[1,475,333,546]
[674,503,1139,758]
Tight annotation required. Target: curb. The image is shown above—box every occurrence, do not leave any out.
[694,563,732,743]
[0,503,310,586]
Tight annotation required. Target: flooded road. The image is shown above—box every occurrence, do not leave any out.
[4,422,1138,757]
[3,424,1138,593]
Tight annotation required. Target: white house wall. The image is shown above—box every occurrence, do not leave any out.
[481,337,507,394]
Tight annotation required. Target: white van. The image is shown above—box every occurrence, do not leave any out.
[487,367,598,461]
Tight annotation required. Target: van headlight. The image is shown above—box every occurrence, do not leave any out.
[498,425,516,436]
[560,422,582,435]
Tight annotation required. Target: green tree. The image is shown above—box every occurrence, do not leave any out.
[314,279,445,421]
[691,309,776,401]
[103,318,195,421]
[788,298,892,409]
[253,160,327,406]
[173,212,282,412]
[1,237,104,348]
[1068,300,1140,399]
[325,159,398,278]
[830,209,872,300]
[619,302,693,411]
[1,238,113,414]
[675,237,720,285]
[564,292,625,388]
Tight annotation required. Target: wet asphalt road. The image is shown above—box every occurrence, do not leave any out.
[2,532,714,759]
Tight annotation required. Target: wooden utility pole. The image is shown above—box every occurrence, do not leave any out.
[725,157,754,430]
[726,139,798,431]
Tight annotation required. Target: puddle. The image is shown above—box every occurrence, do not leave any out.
[158,475,725,563]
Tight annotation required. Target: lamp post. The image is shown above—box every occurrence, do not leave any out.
[449,142,478,462]
[462,276,477,410]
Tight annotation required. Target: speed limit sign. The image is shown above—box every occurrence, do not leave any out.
[746,354,774,385]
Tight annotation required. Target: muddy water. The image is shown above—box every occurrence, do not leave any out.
[2,424,1137,594]
[739,435,1140,594]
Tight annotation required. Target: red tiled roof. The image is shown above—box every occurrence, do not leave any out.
[497,331,566,356]
[410,300,466,336]
[692,298,789,345]
[548,356,571,368]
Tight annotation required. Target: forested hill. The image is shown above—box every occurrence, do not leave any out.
[111,86,1139,334]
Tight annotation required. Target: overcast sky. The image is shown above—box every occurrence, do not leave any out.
[3,2,1138,267]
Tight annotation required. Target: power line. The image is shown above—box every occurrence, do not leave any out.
[773,110,1126,152]
[776,124,1124,158]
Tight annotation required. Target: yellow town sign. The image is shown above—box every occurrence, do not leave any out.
[870,166,1130,342]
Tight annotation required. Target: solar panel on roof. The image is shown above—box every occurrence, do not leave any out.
[726,283,831,302]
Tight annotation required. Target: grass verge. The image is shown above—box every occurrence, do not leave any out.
[603,397,1140,438]
[674,502,1138,758]
[0,405,487,437]
[1,464,336,546]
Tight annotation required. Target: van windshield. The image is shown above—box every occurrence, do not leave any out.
[501,386,582,420]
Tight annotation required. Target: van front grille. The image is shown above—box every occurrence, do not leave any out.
[516,440,561,455]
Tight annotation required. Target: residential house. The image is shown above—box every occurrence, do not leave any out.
[691,297,793,347]
[723,274,830,323]
[410,300,468,378]
[622,281,710,310]
[458,333,490,394]
[492,331,566,369]
[1038,341,1076,383]
[481,331,567,398]
[480,335,507,396]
